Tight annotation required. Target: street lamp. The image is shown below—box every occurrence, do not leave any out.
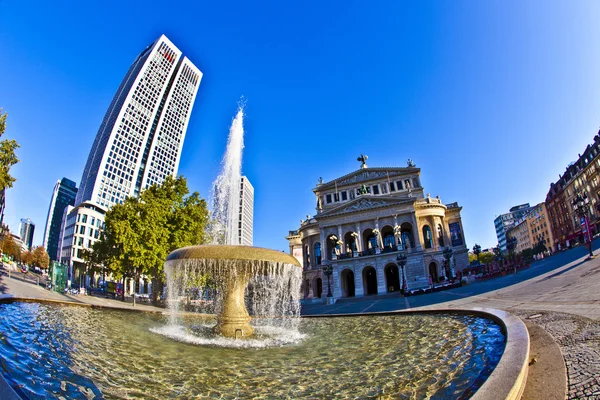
[572,192,594,258]
[396,252,407,295]
[443,246,454,280]
[506,236,517,273]
[322,264,333,297]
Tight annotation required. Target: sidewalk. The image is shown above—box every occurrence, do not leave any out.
[0,271,165,314]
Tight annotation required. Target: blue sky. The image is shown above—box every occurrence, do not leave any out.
[2,1,600,252]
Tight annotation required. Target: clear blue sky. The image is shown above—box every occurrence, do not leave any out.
[2,1,600,252]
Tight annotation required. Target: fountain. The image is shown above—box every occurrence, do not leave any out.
[164,245,301,338]
[163,105,303,340]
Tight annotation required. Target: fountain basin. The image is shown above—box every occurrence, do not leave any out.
[0,300,518,399]
[165,245,302,338]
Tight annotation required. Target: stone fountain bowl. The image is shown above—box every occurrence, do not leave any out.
[166,244,301,267]
[165,245,301,338]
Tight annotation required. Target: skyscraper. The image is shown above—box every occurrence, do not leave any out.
[43,178,78,261]
[238,176,254,246]
[76,34,202,207]
[19,218,35,250]
[60,34,202,273]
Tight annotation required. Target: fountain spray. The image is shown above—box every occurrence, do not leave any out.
[209,105,245,245]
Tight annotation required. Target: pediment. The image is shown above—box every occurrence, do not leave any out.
[317,195,415,218]
[315,167,419,191]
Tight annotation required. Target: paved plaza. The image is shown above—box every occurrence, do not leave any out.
[2,243,600,399]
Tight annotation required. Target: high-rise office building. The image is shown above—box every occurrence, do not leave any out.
[60,34,202,271]
[19,218,35,250]
[43,178,78,261]
[238,176,254,246]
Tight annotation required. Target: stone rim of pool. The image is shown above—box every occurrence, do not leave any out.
[0,297,529,400]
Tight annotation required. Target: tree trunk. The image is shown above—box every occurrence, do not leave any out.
[121,275,126,301]
[151,277,164,307]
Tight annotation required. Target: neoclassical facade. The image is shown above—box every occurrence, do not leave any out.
[287,161,469,302]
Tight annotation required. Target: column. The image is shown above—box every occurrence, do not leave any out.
[355,222,363,252]
[354,265,364,297]
[430,216,437,251]
[338,224,343,256]
[411,214,423,251]
[333,268,342,298]
[319,229,326,263]
[376,261,386,294]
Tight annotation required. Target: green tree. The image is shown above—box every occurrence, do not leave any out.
[0,109,20,191]
[521,248,534,261]
[479,252,495,265]
[533,240,547,255]
[472,243,482,263]
[96,176,209,304]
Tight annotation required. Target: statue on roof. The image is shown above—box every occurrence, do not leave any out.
[407,159,415,167]
[357,154,368,169]
[317,177,323,185]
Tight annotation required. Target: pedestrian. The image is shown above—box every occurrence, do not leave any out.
[428,274,433,289]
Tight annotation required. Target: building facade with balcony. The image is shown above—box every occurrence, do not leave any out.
[286,160,469,302]
[546,133,600,251]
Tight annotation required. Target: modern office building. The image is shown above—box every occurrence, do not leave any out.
[494,203,532,252]
[287,159,469,302]
[19,218,35,250]
[43,178,78,261]
[238,176,254,246]
[60,34,202,284]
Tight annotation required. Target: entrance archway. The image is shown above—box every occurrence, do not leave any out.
[384,264,400,292]
[304,279,310,298]
[340,269,355,297]
[314,277,323,298]
[428,262,438,283]
[363,266,378,295]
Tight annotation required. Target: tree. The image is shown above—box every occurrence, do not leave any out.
[0,235,21,261]
[521,248,534,261]
[472,243,482,263]
[32,246,49,269]
[0,109,20,191]
[533,240,547,255]
[479,252,495,265]
[21,250,34,266]
[95,176,209,304]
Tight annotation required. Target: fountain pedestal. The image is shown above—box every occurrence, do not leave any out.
[213,274,254,338]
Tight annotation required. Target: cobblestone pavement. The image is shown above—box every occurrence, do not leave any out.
[514,311,600,400]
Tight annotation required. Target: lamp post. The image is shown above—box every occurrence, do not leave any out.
[396,252,407,295]
[506,236,517,274]
[322,264,333,298]
[572,192,594,258]
[443,246,454,280]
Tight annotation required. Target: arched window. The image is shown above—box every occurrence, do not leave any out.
[437,225,444,247]
[383,233,395,248]
[314,242,322,265]
[423,225,433,249]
